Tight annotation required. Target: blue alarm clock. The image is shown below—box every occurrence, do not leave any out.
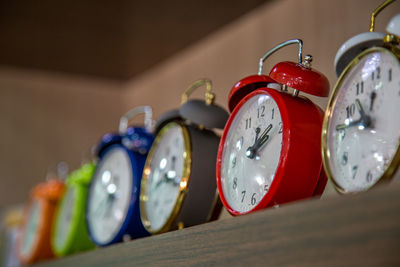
[86,106,154,246]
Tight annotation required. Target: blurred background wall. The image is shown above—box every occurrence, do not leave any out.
[0,0,398,207]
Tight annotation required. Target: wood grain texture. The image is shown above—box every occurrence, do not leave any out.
[36,182,400,266]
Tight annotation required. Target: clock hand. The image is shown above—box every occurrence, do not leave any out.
[369,91,377,111]
[94,197,107,217]
[253,127,261,146]
[245,127,260,159]
[335,99,372,131]
[355,99,371,127]
[154,174,165,189]
[167,156,181,186]
[246,124,273,159]
[335,119,363,131]
[256,125,273,152]
[103,195,115,218]
[153,171,170,190]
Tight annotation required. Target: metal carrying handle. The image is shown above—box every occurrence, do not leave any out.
[81,145,97,165]
[258,39,303,75]
[370,0,396,32]
[45,161,69,181]
[119,105,153,134]
[181,79,215,105]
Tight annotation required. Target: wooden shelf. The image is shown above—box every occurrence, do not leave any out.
[36,182,400,266]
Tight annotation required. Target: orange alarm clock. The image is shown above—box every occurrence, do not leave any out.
[17,179,65,264]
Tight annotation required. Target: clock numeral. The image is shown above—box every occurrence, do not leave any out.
[251,193,256,205]
[241,190,246,203]
[366,171,373,183]
[233,177,237,190]
[346,103,355,119]
[271,108,274,120]
[278,122,283,134]
[341,152,348,165]
[232,157,237,168]
[264,184,269,191]
[376,67,381,79]
[352,165,358,179]
[245,118,252,130]
[257,106,265,118]
[371,71,374,81]
[356,82,364,95]
[338,129,346,142]
[389,68,392,82]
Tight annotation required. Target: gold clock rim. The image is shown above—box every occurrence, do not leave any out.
[140,121,192,234]
[321,45,400,194]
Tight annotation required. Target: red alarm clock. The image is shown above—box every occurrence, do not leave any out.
[216,39,329,216]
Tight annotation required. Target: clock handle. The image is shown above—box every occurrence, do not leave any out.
[181,79,215,106]
[119,105,154,134]
[45,161,69,181]
[370,0,395,32]
[258,39,304,75]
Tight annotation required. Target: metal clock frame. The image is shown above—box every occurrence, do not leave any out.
[321,45,400,194]
[140,121,192,234]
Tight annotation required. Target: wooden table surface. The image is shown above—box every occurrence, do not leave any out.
[36,182,400,266]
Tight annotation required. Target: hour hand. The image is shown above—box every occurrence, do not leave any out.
[355,99,371,127]
[336,99,371,131]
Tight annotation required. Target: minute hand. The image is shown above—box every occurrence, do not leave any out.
[256,124,273,149]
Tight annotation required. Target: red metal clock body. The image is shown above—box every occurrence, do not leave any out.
[216,39,329,216]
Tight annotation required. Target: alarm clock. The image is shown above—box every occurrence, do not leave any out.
[140,79,228,234]
[216,39,330,216]
[86,106,154,246]
[321,1,400,194]
[17,179,65,264]
[51,162,96,256]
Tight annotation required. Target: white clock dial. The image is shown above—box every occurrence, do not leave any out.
[54,187,75,248]
[143,123,187,232]
[21,201,41,256]
[221,93,283,213]
[87,146,132,244]
[326,49,400,193]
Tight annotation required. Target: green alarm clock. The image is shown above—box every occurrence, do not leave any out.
[51,163,96,256]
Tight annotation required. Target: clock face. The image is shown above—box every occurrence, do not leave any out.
[220,93,283,213]
[54,187,75,249]
[141,122,189,232]
[87,146,133,244]
[326,48,400,193]
[21,201,41,256]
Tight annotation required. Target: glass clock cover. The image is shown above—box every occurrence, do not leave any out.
[141,122,189,232]
[220,93,283,213]
[86,125,153,245]
[21,201,41,257]
[324,48,400,193]
[87,146,133,244]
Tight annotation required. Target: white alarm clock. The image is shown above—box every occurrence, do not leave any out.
[322,2,400,193]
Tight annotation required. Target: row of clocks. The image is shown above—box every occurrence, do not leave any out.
[15,2,400,264]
